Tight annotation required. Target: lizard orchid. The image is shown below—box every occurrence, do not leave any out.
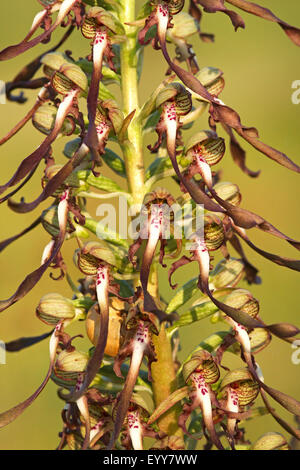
[108,303,159,449]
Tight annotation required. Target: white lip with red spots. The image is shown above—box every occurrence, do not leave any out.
[127,409,143,450]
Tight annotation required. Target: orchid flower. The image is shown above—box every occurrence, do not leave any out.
[219,368,259,440]
[180,350,224,449]
[108,305,159,449]
[129,188,181,320]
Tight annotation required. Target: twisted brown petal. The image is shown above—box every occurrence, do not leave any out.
[5,330,53,352]
[0,190,69,313]
[0,89,79,197]
[0,323,62,427]
[226,0,300,46]
[233,224,300,272]
[196,0,245,31]
[0,0,79,61]
[0,216,41,253]
[0,87,50,145]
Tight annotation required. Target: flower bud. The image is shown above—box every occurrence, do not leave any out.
[36,293,76,325]
[210,258,244,289]
[185,131,225,167]
[248,328,271,354]
[52,64,88,95]
[213,181,242,207]
[168,12,198,39]
[41,52,67,79]
[223,289,260,319]
[78,241,117,275]
[182,350,220,385]
[203,214,225,251]
[81,6,125,39]
[32,103,75,136]
[165,0,185,15]
[42,164,80,195]
[220,368,259,406]
[156,83,192,116]
[53,350,88,387]
[252,432,289,450]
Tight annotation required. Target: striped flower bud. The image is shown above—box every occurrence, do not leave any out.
[220,368,259,407]
[165,0,185,15]
[53,350,89,388]
[248,328,271,354]
[36,293,76,326]
[223,289,260,319]
[156,82,192,116]
[213,181,242,207]
[52,63,88,96]
[252,432,289,450]
[77,241,117,275]
[203,214,225,251]
[220,368,259,437]
[32,103,75,136]
[210,258,245,289]
[184,131,225,190]
[81,7,125,39]
[195,67,225,99]
[41,52,67,79]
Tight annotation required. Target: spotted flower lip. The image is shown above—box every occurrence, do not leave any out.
[129,189,181,322]
[180,350,224,449]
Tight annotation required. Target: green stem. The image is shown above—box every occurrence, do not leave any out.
[120,0,145,207]
[149,266,183,439]
[120,0,180,438]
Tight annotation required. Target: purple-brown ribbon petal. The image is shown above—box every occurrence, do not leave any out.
[0,191,69,313]
[0,0,79,61]
[5,330,53,352]
[0,88,79,198]
[0,216,41,253]
[225,0,300,47]
[196,0,245,31]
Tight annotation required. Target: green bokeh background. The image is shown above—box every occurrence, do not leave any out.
[0,0,299,449]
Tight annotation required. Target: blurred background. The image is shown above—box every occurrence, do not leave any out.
[0,0,299,449]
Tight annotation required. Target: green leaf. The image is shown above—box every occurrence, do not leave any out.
[165,277,199,314]
[76,59,121,85]
[76,170,124,193]
[167,300,219,333]
[83,217,129,249]
[101,148,126,177]
[64,140,126,177]
[147,387,189,425]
